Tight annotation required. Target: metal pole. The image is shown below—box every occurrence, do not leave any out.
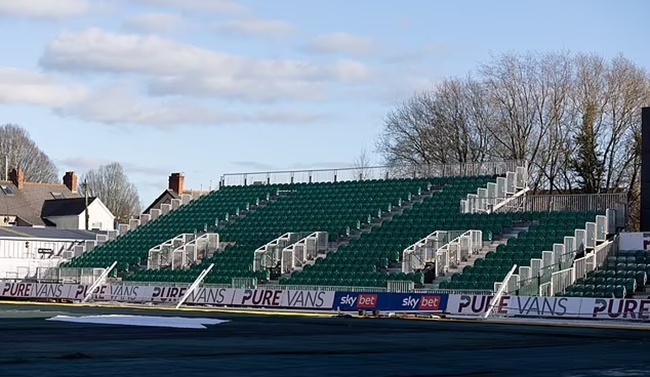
[482,264,517,319]
[176,263,214,309]
[82,261,118,303]
[83,179,89,230]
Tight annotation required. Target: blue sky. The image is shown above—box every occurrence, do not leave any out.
[0,0,647,206]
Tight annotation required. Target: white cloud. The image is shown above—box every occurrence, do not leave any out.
[304,32,375,56]
[146,76,326,102]
[40,28,372,102]
[122,13,187,33]
[345,76,435,105]
[55,86,327,128]
[0,67,86,107]
[131,0,245,14]
[41,29,320,79]
[214,18,297,39]
[230,161,276,171]
[59,156,169,176]
[0,0,89,19]
[330,60,373,83]
[382,44,450,64]
[58,156,111,172]
[229,161,349,173]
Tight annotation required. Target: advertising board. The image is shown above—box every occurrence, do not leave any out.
[447,294,650,321]
[3,281,650,322]
[231,289,335,309]
[619,232,650,251]
[0,282,335,309]
[332,292,448,312]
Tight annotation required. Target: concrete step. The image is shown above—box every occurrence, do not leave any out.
[288,188,439,274]
[431,223,532,286]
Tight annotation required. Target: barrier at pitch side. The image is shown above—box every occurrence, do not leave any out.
[5,282,650,321]
[447,294,650,321]
[332,291,448,312]
[0,282,335,310]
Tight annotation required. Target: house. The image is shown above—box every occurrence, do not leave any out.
[0,168,115,230]
[143,172,210,215]
[41,196,115,231]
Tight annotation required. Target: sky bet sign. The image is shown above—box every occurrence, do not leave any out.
[333,292,448,312]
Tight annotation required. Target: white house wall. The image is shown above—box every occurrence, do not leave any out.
[45,199,116,231]
[86,200,116,231]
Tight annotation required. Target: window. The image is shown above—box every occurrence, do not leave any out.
[0,185,14,196]
[50,192,65,199]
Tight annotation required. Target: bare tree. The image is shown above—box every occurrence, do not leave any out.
[352,148,372,180]
[378,51,650,202]
[376,76,493,177]
[80,162,141,224]
[478,51,578,191]
[0,124,59,183]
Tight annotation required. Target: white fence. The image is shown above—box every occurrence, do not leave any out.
[460,164,529,214]
[147,233,219,270]
[281,232,329,274]
[402,230,465,273]
[40,266,107,285]
[435,230,483,277]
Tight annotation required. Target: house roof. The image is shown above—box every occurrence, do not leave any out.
[142,188,211,215]
[41,197,98,218]
[0,226,105,240]
[0,181,80,226]
[142,189,179,215]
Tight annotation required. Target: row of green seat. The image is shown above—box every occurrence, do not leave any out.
[62,184,277,270]
[444,211,602,290]
[557,251,650,298]
[280,177,500,287]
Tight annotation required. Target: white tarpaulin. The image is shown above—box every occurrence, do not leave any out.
[46,315,230,329]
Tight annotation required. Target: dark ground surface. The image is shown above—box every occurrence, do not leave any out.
[1,303,650,377]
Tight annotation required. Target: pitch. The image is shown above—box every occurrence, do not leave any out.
[0,303,649,377]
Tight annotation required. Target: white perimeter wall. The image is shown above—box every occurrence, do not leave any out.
[0,258,63,279]
[0,238,76,279]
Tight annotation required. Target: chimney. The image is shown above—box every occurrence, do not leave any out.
[9,168,24,190]
[168,172,185,195]
[63,171,78,194]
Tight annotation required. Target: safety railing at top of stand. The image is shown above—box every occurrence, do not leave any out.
[219,160,527,187]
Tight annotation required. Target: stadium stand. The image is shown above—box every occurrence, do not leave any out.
[55,160,623,298]
[60,171,511,287]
